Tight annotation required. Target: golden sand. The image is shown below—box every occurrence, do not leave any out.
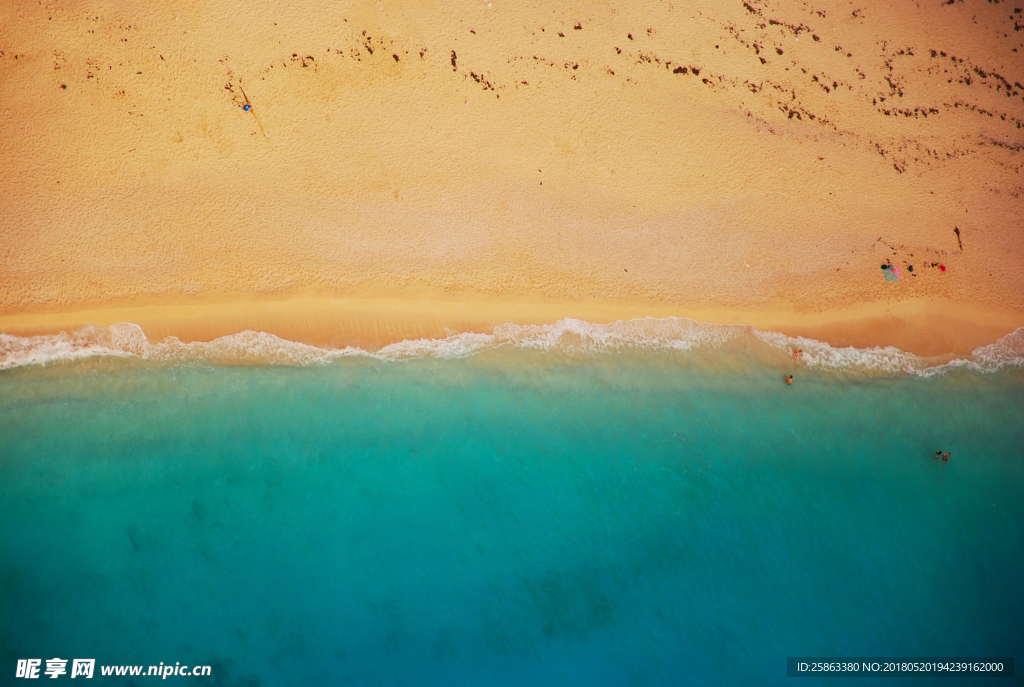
[1,0,1022,356]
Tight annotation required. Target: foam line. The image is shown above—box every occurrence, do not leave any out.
[2,319,1022,375]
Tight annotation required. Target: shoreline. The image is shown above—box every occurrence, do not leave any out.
[1,294,1020,359]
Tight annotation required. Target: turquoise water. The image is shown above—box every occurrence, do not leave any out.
[2,351,1022,685]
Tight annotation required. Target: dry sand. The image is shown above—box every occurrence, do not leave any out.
[1,0,1022,356]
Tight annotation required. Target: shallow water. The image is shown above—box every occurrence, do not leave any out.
[2,351,1022,685]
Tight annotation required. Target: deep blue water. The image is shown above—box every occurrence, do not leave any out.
[2,352,1022,685]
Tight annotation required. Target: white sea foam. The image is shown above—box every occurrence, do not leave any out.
[753,326,1024,376]
[752,329,924,374]
[969,326,1024,370]
[1,319,1022,376]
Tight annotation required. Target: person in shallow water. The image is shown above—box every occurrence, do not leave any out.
[785,375,794,385]
[934,450,951,462]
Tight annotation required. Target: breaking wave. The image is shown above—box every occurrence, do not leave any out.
[1,318,1022,376]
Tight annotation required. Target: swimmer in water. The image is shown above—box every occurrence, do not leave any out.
[785,374,794,385]
[942,452,950,462]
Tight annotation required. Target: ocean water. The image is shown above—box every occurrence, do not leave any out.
[2,329,1023,685]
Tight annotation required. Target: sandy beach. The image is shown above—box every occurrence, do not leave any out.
[2,0,1022,357]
